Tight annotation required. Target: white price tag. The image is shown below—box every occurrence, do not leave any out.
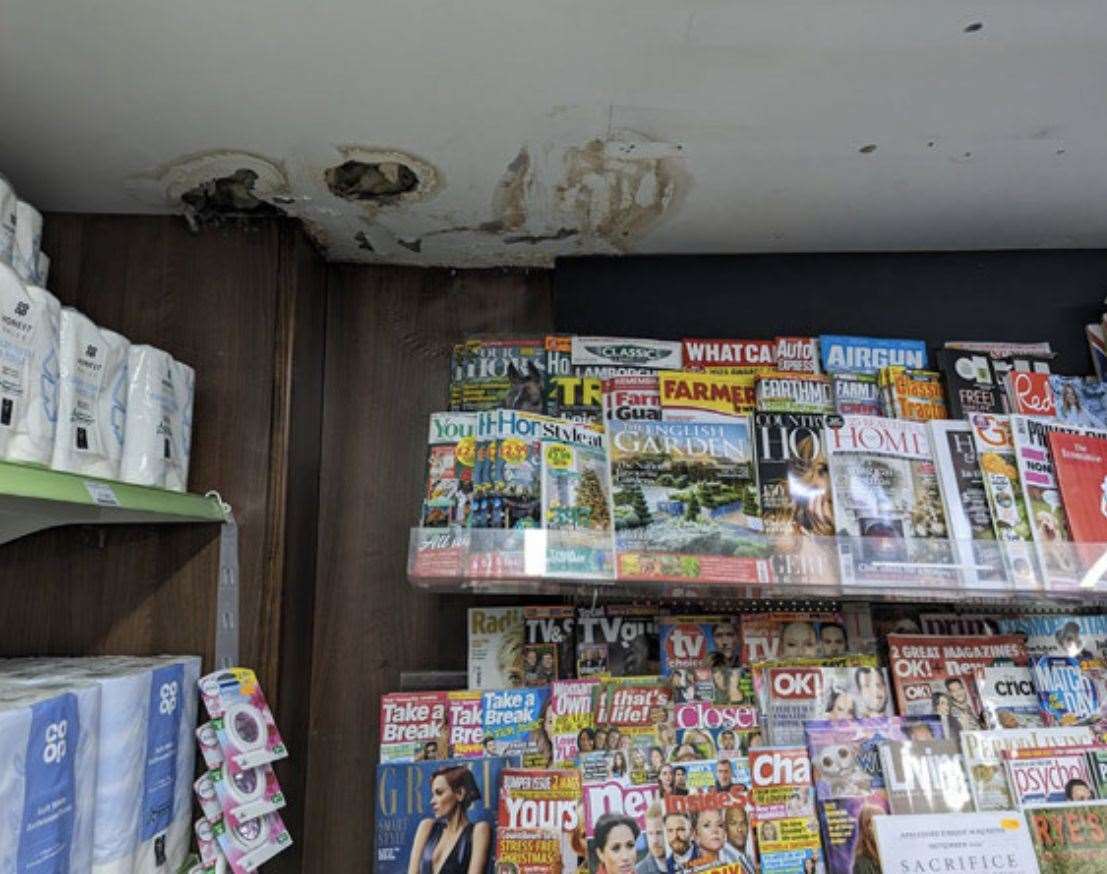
[84,481,120,507]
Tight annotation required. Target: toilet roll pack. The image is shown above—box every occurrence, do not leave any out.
[52,309,131,479]
[119,345,195,491]
[0,681,100,874]
[0,263,60,465]
[0,655,201,874]
[0,177,49,286]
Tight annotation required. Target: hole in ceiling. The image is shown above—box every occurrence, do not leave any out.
[859,144,877,154]
[964,21,983,33]
[353,231,374,252]
[325,160,420,202]
[179,168,286,231]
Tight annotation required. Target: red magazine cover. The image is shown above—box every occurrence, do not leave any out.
[1049,430,1107,543]
[1006,371,1057,417]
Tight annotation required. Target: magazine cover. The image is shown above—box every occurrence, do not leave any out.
[945,340,1054,358]
[609,419,769,584]
[591,677,674,779]
[524,606,576,684]
[658,370,758,421]
[997,614,1107,664]
[1049,429,1107,547]
[374,756,512,874]
[472,409,542,530]
[1011,416,1099,587]
[380,692,449,763]
[548,678,598,766]
[918,613,1001,635]
[545,335,653,423]
[816,792,889,874]
[580,772,661,874]
[1050,376,1107,429]
[493,828,562,874]
[886,633,1029,732]
[574,605,661,677]
[752,412,837,582]
[819,335,928,375]
[935,348,1004,418]
[970,413,1039,585]
[447,691,485,759]
[571,336,682,370]
[758,661,892,746]
[1026,800,1107,874]
[1001,744,1106,807]
[825,415,955,584]
[775,336,821,374]
[421,412,477,527]
[1089,323,1107,382]
[925,418,1014,588]
[672,701,761,760]
[874,812,1038,874]
[755,373,834,415]
[1031,655,1107,730]
[449,343,467,411]
[601,375,660,423]
[468,607,524,689]
[659,786,758,874]
[460,337,547,412]
[991,354,1055,404]
[879,739,973,814]
[831,374,882,416]
[659,615,742,702]
[537,417,615,577]
[481,687,552,765]
[877,366,947,421]
[959,726,1096,811]
[969,665,1045,730]
[1007,371,1057,417]
[681,338,777,373]
[805,717,946,800]
[739,612,848,663]
[748,747,823,874]
[497,768,583,874]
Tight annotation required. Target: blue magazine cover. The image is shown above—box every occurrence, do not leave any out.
[375,756,514,874]
[481,686,552,765]
[819,335,928,375]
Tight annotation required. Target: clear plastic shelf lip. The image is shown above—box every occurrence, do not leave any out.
[406,527,1107,604]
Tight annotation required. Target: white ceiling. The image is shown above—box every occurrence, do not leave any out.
[3,1,1107,267]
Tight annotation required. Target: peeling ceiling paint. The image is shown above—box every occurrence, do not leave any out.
[4,1,1107,266]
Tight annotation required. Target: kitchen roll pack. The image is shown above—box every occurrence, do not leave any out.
[0,680,101,874]
[0,655,201,874]
[0,262,60,465]
[52,308,130,479]
[120,345,195,492]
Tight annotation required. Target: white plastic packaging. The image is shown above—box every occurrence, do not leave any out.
[0,263,60,464]
[0,176,15,263]
[12,200,42,282]
[35,251,50,286]
[0,655,201,874]
[0,681,101,874]
[52,308,130,478]
[120,345,195,492]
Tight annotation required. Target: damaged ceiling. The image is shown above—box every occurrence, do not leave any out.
[3,1,1107,266]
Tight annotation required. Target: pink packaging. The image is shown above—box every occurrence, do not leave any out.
[197,721,225,769]
[211,810,293,873]
[195,817,223,866]
[194,772,222,823]
[199,668,288,769]
[210,760,286,823]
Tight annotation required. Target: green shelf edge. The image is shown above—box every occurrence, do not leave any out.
[0,461,226,524]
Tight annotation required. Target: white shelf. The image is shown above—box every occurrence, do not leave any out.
[407,527,1107,605]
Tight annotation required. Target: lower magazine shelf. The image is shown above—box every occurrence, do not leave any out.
[407,527,1107,604]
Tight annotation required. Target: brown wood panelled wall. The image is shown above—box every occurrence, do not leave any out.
[0,214,324,871]
[301,265,553,870]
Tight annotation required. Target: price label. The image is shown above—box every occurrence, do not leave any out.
[84,481,120,507]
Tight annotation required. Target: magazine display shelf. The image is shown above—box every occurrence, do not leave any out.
[0,460,227,546]
[407,527,1107,605]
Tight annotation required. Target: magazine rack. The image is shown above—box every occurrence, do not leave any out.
[407,527,1107,605]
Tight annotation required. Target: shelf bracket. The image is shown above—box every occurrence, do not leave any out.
[210,493,239,670]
